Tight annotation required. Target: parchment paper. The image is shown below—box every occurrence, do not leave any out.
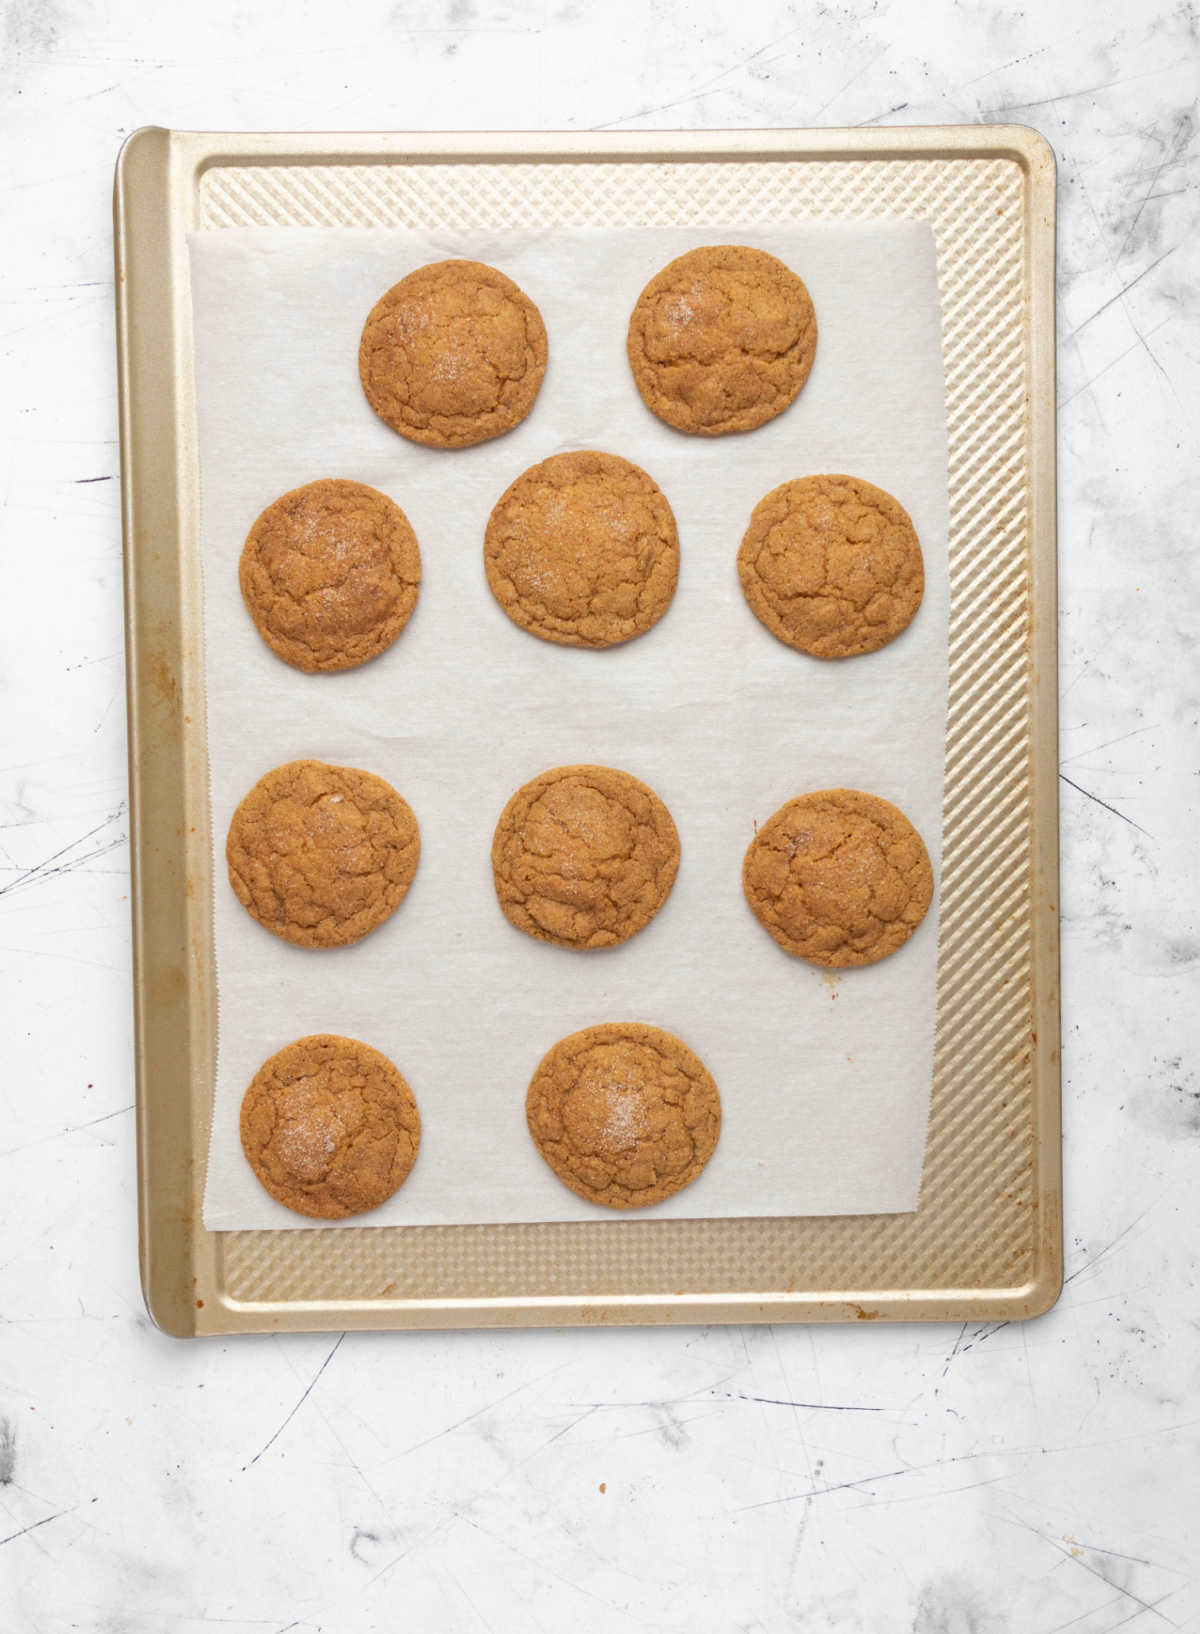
[190,224,948,1230]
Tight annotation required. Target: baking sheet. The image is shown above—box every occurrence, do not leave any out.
[189,223,949,1231]
[117,127,1061,1332]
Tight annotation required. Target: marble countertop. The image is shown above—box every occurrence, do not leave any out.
[2,1,1196,1628]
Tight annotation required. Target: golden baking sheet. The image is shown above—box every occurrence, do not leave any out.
[115,127,1060,1334]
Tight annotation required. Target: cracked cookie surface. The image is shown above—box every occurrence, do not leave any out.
[738,474,924,658]
[359,259,547,448]
[240,1034,420,1219]
[526,1022,721,1209]
[239,479,421,673]
[627,244,817,436]
[227,759,420,949]
[484,450,679,648]
[491,764,679,949]
[744,789,933,968]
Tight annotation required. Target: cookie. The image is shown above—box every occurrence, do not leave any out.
[240,1034,420,1219]
[743,788,933,968]
[491,764,679,950]
[738,475,924,658]
[227,759,420,949]
[483,450,679,648]
[239,479,421,673]
[627,244,817,436]
[525,1023,721,1209]
[359,259,548,449]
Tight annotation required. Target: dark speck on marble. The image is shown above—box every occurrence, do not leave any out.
[1166,1062,1200,1137]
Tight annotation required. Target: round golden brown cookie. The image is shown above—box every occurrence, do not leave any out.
[491,764,679,950]
[359,259,548,449]
[239,479,421,673]
[483,450,680,648]
[738,474,924,658]
[627,244,817,436]
[525,1022,721,1209]
[227,759,420,949]
[743,788,933,968]
[240,1034,420,1219]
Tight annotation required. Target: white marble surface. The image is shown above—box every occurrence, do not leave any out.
[1,1,1197,1628]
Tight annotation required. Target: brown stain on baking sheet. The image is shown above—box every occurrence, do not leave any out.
[144,648,179,715]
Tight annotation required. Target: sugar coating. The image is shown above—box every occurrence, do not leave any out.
[738,474,924,658]
[240,1033,420,1219]
[359,258,548,449]
[484,450,679,648]
[491,764,679,950]
[226,759,420,949]
[239,479,421,673]
[627,244,817,436]
[743,788,933,968]
[525,1022,722,1209]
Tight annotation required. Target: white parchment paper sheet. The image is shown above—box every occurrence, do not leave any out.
[190,224,948,1230]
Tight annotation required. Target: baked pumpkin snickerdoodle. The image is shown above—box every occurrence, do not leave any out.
[627,244,817,435]
[491,764,679,950]
[239,479,421,673]
[738,474,924,658]
[743,788,933,968]
[484,450,679,648]
[359,259,547,449]
[525,1022,721,1209]
[240,1034,420,1219]
[227,759,420,949]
